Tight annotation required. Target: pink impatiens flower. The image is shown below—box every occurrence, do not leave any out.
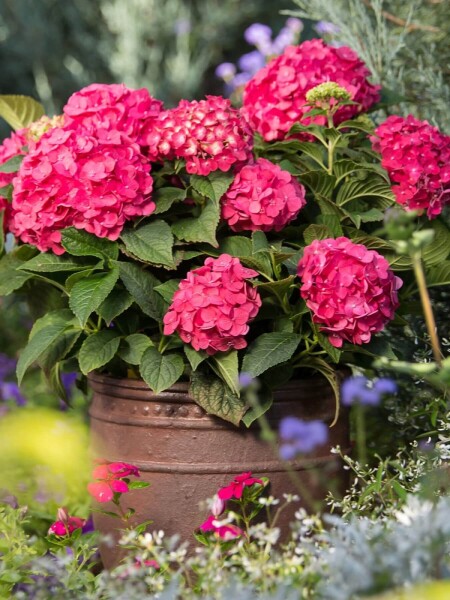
[217,471,264,501]
[297,238,402,348]
[199,515,244,541]
[48,508,86,537]
[372,114,450,218]
[141,95,253,175]
[221,158,306,232]
[163,254,261,354]
[242,38,380,141]
[87,461,140,503]
[10,126,154,253]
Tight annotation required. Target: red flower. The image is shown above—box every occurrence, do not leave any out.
[48,508,86,537]
[63,83,163,146]
[11,126,154,253]
[163,254,261,355]
[372,114,450,218]
[199,515,244,541]
[242,39,380,141]
[221,158,306,232]
[142,95,253,175]
[297,237,402,348]
[87,461,140,503]
[217,471,264,501]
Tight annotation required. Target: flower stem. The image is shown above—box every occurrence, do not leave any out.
[355,404,367,466]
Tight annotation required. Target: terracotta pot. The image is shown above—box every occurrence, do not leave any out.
[89,372,349,568]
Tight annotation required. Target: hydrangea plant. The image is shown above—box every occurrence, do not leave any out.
[0,37,449,426]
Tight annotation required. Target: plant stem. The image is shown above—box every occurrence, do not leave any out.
[355,404,367,466]
[411,252,443,366]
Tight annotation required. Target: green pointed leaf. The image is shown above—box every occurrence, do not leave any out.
[140,347,185,394]
[153,186,187,214]
[303,224,332,245]
[0,184,13,200]
[172,197,220,247]
[0,95,45,130]
[65,268,98,292]
[425,261,450,287]
[69,268,119,327]
[242,333,302,378]
[210,350,240,396]
[300,170,336,200]
[190,370,247,426]
[154,279,180,304]
[0,155,24,173]
[78,330,121,375]
[18,253,89,273]
[121,220,175,267]
[386,220,450,270]
[336,176,395,207]
[190,172,234,202]
[118,334,153,365]
[97,289,134,325]
[255,276,296,299]
[316,332,342,364]
[118,262,164,320]
[252,230,270,254]
[184,345,207,371]
[61,227,119,260]
[241,385,273,427]
[39,329,82,375]
[0,254,33,295]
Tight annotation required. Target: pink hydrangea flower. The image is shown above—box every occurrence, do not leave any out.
[372,114,450,218]
[87,461,140,503]
[221,157,306,231]
[63,83,163,146]
[217,471,264,500]
[10,126,154,254]
[163,254,261,354]
[199,515,244,541]
[141,95,253,175]
[48,508,86,537]
[242,39,380,141]
[297,237,402,348]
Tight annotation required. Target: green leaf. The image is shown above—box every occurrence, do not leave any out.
[0,155,24,173]
[97,288,134,325]
[252,230,270,254]
[242,332,302,378]
[17,311,78,383]
[255,276,296,299]
[303,224,332,245]
[386,221,450,270]
[0,95,45,130]
[17,253,89,273]
[190,370,247,426]
[118,334,153,365]
[61,227,119,260]
[154,279,180,304]
[300,170,336,200]
[69,268,119,327]
[0,210,4,255]
[336,176,395,207]
[39,329,82,375]
[210,350,240,396]
[127,481,151,490]
[184,345,207,371]
[190,172,234,202]
[425,261,450,287]
[140,347,185,394]
[78,330,121,375]
[217,236,272,275]
[65,268,98,292]
[172,197,220,247]
[121,220,175,267]
[118,262,164,320]
[316,332,342,364]
[0,254,33,295]
[241,385,273,427]
[153,186,187,214]
[0,184,13,200]
[297,356,341,426]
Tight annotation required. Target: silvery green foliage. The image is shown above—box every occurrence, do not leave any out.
[313,495,450,599]
[286,0,450,131]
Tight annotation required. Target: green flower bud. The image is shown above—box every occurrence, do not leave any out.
[305,82,352,104]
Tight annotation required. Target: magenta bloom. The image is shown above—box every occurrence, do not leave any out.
[11,126,154,254]
[87,461,140,503]
[142,95,253,176]
[218,471,263,501]
[242,39,380,141]
[199,515,244,541]
[48,515,86,537]
[221,158,306,231]
[297,237,402,348]
[372,114,450,218]
[63,83,163,146]
[163,254,261,354]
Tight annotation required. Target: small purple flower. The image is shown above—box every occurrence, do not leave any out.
[279,417,328,460]
[215,62,237,81]
[238,372,255,388]
[285,17,304,33]
[0,381,26,406]
[341,376,397,407]
[0,353,16,381]
[230,72,252,90]
[244,23,273,55]
[237,50,266,76]
[314,21,340,36]
[271,27,296,55]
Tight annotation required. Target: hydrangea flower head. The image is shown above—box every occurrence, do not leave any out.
[63,83,163,145]
[372,114,450,218]
[341,376,397,406]
[221,158,306,232]
[279,417,328,460]
[11,126,154,254]
[242,38,380,141]
[142,95,253,176]
[297,237,402,348]
[217,471,264,500]
[87,461,140,503]
[163,254,261,354]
